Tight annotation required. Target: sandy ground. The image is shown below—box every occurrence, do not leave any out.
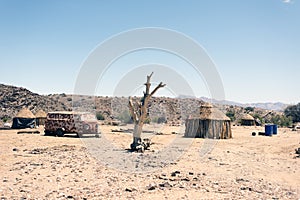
[0,125,299,199]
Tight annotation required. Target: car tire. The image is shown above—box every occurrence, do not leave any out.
[44,130,51,135]
[56,129,64,137]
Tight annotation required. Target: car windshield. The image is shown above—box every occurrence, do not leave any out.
[80,113,97,121]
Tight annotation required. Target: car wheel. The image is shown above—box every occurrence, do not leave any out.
[44,130,51,135]
[56,129,64,137]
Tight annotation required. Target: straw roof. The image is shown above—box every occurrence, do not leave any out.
[35,109,47,118]
[15,108,35,118]
[198,104,230,120]
[241,114,254,120]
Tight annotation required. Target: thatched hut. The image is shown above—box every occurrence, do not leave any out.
[185,104,232,139]
[241,114,255,126]
[35,109,47,126]
[12,108,36,129]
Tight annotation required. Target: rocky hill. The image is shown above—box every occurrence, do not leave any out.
[0,84,70,124]
[0,83,283,126]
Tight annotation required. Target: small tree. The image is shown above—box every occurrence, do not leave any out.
[226,111,236,122]
[128,72,166,152]
[96,112,105,120]
[284,103,300,123]
[245,106,254,112]
[117,110,133,124]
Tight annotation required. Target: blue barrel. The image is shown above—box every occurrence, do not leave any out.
[272,124,278,135]
[265,125,273,136]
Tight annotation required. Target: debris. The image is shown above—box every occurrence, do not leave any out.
[258,132,265,136]
[17,130,40,134]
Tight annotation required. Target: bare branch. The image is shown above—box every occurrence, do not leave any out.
[128,97,138,122]
[144,72,153,95]
[150,82,166,97]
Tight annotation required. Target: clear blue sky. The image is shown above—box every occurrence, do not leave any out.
[0,0,299,104]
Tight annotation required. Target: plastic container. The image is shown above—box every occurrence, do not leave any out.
[265,124,273,136]
[272,124,278,135]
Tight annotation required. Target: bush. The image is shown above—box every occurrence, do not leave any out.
[144,118,151,124]
[270,114,292,127]
[117,110,133,124]
[2,116,9,123]
[253,113,264,124]
[226,111,235,122]
[151,116,166,124]
[244,107,254,112]
[284,103,300,123]
[157,116,167,124]
[96,112,105,120]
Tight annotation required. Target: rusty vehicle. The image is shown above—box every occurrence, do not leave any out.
[44,111,100,137]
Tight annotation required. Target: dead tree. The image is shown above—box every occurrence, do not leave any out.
[128,72,166,152]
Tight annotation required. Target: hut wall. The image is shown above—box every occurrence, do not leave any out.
[36,118,46,126]
[185,119,232,139]
[241,119,255,126]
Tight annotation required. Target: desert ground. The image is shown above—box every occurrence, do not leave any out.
[0,125,299,199]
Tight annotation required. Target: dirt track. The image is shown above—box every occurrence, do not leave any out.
[0,125,299,199]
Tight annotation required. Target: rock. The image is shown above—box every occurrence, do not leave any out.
[125,187,137,192]
[181,177,190,182]
[159,182,172,188]
[12,148,18,152]
[188,172,194,175]
[147,183,157,191]
[171,170,180,176]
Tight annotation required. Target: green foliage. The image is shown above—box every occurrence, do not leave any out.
[253,113,264,124]
[270,114,292,127]
[226,111,236,122]
[144,118,151,124]
[117,110,133,124]
[2,116,9,123]
[284,103,300,123]
[157,116,167,124]
[96,112,105,120]
[151,116,166,124]
[244,107,254,112]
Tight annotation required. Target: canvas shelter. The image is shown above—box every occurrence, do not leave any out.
[185,103,232,139]
[12,108,36,129]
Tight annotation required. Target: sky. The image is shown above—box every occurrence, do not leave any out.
[0,0,299,104]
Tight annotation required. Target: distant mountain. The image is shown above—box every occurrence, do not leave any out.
[199,97,289,111]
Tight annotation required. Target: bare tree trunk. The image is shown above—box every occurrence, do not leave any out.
[128,72,166,152]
